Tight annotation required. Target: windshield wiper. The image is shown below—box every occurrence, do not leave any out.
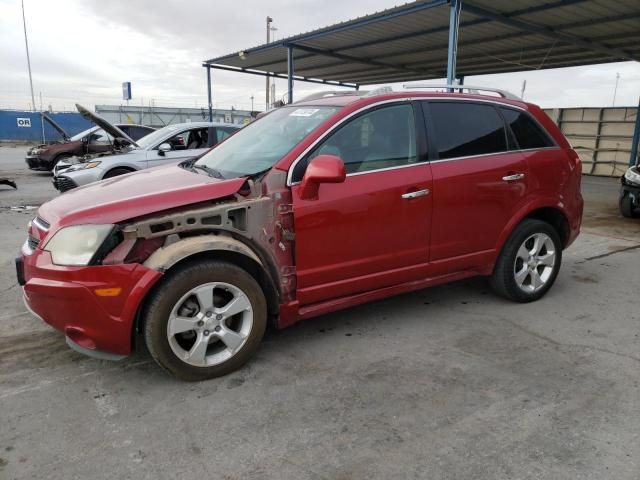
[192,164,225,179]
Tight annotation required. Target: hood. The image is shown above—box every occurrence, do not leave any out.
[42,113,69,140]
[39,165,246,228]
[75,104,139,147]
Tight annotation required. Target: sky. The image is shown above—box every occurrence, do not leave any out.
[1,0,639,112]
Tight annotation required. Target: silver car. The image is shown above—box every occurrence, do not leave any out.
[53,121,240,192]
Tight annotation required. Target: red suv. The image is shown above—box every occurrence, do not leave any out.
[17,89,583,381]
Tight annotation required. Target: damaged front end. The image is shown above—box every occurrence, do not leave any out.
[104,169,297,326]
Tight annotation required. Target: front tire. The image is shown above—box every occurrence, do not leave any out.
[490,219,562,303]
[619,193,638,218]
[144,260,267,381]
[50,153,71,171]
[104,167,134,179]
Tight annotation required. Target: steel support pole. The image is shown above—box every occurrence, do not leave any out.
[630,97,640,167]
[206,65,213,122]
[287,45,294,104]
[446,0,462,91]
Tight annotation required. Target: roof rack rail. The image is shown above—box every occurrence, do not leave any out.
[402,84,521,100]
[294,90,364,103]
[364,86,393,97]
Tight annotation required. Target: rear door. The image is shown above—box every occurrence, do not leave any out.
[421,101,529,266]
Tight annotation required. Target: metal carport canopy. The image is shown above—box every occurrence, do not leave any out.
[203,0,640,166]
[204,0,640,88]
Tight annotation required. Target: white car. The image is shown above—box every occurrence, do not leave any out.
[53,121,240,192]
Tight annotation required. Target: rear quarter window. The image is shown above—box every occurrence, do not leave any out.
[500,108,554,150]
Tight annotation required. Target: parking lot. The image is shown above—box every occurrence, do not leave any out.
[0,144,639,479]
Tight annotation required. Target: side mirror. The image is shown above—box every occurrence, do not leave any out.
[299,154,346,200]
[157,143,172,156]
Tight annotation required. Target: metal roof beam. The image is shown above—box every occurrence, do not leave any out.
[230,0,592,70]
[393,32,640,72]
[285,43,441,79]
[328,0,590,53]
[203,64,358,88]
[265,12,640,80]
[463,2,638,62]
[204,0,448,64]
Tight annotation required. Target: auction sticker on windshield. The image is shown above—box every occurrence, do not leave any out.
[289,108,320,117]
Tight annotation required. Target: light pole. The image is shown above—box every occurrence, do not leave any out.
[21,0,36,112]
[612,72,620,107]
[265,16,273,110]
[250,95,254,111]
[270,26,278,105]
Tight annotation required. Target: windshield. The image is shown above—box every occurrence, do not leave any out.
[69,126,99,141]
[135,124,184,150]
[194,106,339,178]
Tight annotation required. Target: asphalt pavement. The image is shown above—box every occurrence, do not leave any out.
[0,145,639,480]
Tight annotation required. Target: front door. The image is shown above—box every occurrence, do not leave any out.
[147,128,211,168]
[291,102,433,306]
[421,101,529,266]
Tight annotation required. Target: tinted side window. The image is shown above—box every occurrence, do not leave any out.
[130,126,153,140]
[118,126,131,136]
[427,102,507,160]
[500,108,554,150]
[216,128,232,143]
[294,104,416,180]
[88,128,113,144]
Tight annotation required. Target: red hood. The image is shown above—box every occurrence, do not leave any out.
[39,165,245,229]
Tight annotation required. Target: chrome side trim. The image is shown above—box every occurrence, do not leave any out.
[429,146,561,165]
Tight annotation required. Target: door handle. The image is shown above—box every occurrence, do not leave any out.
[401,188,430,199]
[502,173,525,182]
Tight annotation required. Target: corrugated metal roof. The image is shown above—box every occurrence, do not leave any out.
[204,0,640,86]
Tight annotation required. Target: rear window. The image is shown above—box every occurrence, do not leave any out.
[500,108,554,150]
[426,102,507,160]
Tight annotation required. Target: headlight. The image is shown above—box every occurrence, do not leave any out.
[44,224,114,266]
[624,167,640,185]
[64,161,101,173]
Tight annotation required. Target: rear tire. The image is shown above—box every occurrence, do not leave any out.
[144,260,267,381]
[619,194,638,218]
[104,167,134,179]
[490,219,562,303]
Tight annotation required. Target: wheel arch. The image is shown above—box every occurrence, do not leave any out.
[132,235,279,346]
[523,207,570,247]
[496,201,571,256]
[104,165,136,178]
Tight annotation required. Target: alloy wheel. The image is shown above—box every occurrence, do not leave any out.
[166,282,253,367]
[513,233,556,293]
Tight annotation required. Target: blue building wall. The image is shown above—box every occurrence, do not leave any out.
[0,110,93,142]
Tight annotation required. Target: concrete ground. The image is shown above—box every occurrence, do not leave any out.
[0,145,638,480]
